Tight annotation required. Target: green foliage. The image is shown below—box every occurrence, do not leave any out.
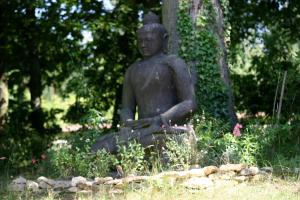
[117,141,146,175]
[195,115,300,167]
[43,130,117,178]
[165,136,193,170]
[177,0,229,119]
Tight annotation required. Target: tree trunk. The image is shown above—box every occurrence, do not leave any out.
[162,0,179,55]
[163,0,238,127]
[27,8,44,132]
[211,0,237,127]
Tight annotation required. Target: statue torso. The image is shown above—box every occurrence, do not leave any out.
[128,54,178,119]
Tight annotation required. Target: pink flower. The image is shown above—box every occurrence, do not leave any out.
[40,154,46,160]
[233,123,243,137]
[32,158,37,164]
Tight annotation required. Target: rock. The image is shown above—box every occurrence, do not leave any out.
[54,180,72,189]
[71,176,87,187]
[219,164,246,172]
[104,179,123,185]
[26,180,39,192]
[37,176,55,186]
[123,176,149,184]
[94,177,113,184]
[260,167,273,174]
[203,166,218,176]
[68,186,79,193]
[240,167,259,176]
[8,183,25,192]
[182,177,213,189]
[39,181,53,189]
[37,176,55,189]
[77,181,93,190]
[208,171,236,180]
[187,169,206,177]
[12,176,27,184]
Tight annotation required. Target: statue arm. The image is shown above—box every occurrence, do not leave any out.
[120,68,136,124]
[160,57,197,125]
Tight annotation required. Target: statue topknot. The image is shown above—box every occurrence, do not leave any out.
[143,12,160,25]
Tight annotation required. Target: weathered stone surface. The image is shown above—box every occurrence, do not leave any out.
[37,176,55,189]
[26,180,39,192]
[94,177,113,184]
[104,179,123,185]
[8,183,25,192]
[71,176,87,187]
[39,181,53,189]
[203,166,218,176]
[219,164,246,172]
[182,177,213,189]
[240,167,259,176]
[187,169,206,177]
[123,176,149,184]
[68,186,79,193]
[77,181,93,190]
[209,171,236,180]
[12,176,27,184]
[37,176,55,186]
[54,180,72,189]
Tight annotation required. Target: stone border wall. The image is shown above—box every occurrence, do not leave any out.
[8,164,274,194]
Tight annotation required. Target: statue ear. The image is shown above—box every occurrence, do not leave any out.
[163,33,169,53]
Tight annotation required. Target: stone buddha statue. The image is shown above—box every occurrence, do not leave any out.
[92,12,197,153]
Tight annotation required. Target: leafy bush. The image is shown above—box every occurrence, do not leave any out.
[117,141,146,176]
[195,115,300,168]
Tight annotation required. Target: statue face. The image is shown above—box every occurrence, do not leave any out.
[137,31,163,58]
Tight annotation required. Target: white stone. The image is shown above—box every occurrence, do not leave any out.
[68,186,79,193]
[71,176,87,187]
[94,177,113,184]
[37,176,55,186]
[12,176,27,184]
[104,179,123,185]
[54,180,72,189]
[8,183,25,192]
[38,181,53,189]
[77,181,93,190]
[219,164,246,172]
[182,177,213,189]
[240,167,259,176]
[26,180,39,192]
[124,176,149,183]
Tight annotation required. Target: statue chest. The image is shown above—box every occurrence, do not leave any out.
[131,63,174,93]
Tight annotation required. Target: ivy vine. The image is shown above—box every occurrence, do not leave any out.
[177,0,228,119]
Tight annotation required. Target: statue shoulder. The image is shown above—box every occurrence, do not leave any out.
[164,54,188,71]
[125,61,140,75]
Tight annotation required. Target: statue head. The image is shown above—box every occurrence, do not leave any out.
[137,12,168,58]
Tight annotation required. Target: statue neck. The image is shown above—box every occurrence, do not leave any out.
[143,52,164,60]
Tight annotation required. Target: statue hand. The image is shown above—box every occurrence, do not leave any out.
[124,116,162,129]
